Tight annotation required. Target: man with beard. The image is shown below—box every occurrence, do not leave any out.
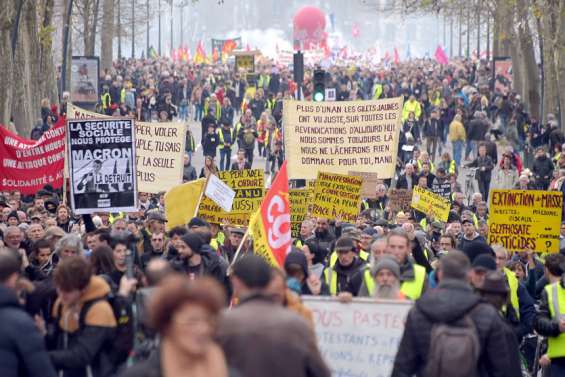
[311,218,335,264]
[369,256,405,299]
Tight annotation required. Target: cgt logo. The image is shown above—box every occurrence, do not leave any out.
[266,194,291,251]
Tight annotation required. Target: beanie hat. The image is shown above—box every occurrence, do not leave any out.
[462,241,495,264]
[188,217,210,228]
[180,233,203,254]
[472,254,497,272]
[7,211,19,223]
[284,249,309,278]
[371,256,401,279]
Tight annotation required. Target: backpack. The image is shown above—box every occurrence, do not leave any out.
[243,130,255,146]
[79,293,133,367]
[423,307,480,377]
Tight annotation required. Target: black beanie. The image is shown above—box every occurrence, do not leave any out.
[180,233,203,254]
[462,241,495,264]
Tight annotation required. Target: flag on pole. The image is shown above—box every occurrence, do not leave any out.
[164,179,207,231]
[248,161,291,267]
[434,45,449,65]
[194,40,206,64]
[393,48,400,64]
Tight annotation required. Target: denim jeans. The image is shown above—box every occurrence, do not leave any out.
[179,104,188,121]
[452,140,464,167]
[194,104,203,121]
[465,140,475,159]
[220,149,231,171]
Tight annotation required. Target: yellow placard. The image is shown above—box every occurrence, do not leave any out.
[410,186,451,222]
[197,169,264,225]
[236,55,254,72]
[289,188,313,238]
[312,172,363,223]
[164,179,206,231]
[488,190,563,253]
[68,104,186,194]
[283,97,402,180]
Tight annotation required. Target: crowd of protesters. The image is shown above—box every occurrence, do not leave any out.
[2,53,565,377]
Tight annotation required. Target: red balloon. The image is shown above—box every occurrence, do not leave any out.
[293,6,327,50]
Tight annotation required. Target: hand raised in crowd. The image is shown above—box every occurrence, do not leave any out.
[337,291,353,304]
[559,318,565,333]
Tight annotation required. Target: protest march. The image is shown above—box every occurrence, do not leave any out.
[2,2,565,377]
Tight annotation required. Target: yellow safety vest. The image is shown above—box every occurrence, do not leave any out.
[400,264,426,300]
[120,87,126,104]
[417,160,436,174]
[503,267,520,319]
[204,100,222,120]
[364,267,375,295]
[545,282,565,359]
[101,93,111,110]
[210,232,225,252]
[109,212,125,224]
[217,128,235,148]
[324,267,339,296]
[448,159,456,175]
[373,84,383,100]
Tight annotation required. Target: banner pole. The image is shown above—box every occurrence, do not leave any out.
[193,175,211,218]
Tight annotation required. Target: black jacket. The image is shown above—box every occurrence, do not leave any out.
[182,164,197,182]
[397,173,417,190]
[532,155,554,180]
[202,132,220,157]
[392,279,522,377]
[170,248,230,296]
[0,285,57,377]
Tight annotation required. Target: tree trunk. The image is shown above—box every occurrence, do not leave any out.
[39,0,58,104]
[0,2,15,129]
[12,0,42,137]
[101,0,114,71]
[117,0,121,59]
[82,0,92,55]
[89,0,101,56]
[540,1,559,123]
[554,1,565,130]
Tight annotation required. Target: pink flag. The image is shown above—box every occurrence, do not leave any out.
[393,48,399,64]
[434,46,449,65]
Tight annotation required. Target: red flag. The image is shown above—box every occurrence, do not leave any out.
[434,45,449,65]
[352,23,360,38]
[248,161,291,267]
[393,48,399,64]
[384,51,391,62]
[212,48,219,63]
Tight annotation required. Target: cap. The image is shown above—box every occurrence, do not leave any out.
[187,217,209,228]
[472,254,497,272]
[461,218,474,225]
[374,218,389,227]
[343,228,362,241]
[230,227,246,235]
[371,256,401,279]
[147,211,167,222]
[431,221,444,231]
[362,227,377,236]
[335,237,355,253]
[476,271,509,294]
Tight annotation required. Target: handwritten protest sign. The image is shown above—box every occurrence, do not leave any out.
[303,297,412,377]
[283,98,402,180]
[197,169,264,225]
[68,104,186,193]
[312,172,363,223]
[388,189,413,213]
[289,189,312,238]
[348,171,379,199]
[0,118,65,194]
[205,174,235,213]
[488,189,562,253]
[411,186,451,222]
[67,118,137,214]
[432,181,451,200]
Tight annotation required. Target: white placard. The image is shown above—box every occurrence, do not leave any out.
[205,174,236,213]
[302,296,412,377]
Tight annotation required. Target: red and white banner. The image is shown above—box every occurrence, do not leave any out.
[0,119,66,194]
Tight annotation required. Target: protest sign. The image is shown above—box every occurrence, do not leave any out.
[164,179,206,231]
[68,104,186,193]
[488,190,562,253]
[387,189,413,213]
[70,56,99,105]
[411,186,451,222]
[197,169,264,225]
[0,118,65,195]
[289,188,312,238]
[348,171,379,199]
[205,174,236,213]
[303,296,412,377]
[67,118,137,214]
[283,97,402,180]
[432,181,451,200]
[312,172,363,223]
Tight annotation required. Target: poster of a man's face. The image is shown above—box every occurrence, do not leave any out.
[493,58,512,96]
[70,56,99,104]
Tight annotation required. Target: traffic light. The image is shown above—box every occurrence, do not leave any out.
[313,69,325,102]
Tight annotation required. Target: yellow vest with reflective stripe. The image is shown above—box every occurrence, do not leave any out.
[364,267,375,296]
[400,264,426,300]
[504,267,520,319]
[545,282,565,359]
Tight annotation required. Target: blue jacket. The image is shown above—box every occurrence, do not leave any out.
[0,285,57,377]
